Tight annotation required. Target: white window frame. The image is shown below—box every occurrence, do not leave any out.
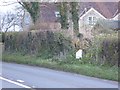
[55,11,60,17]
[88,16,96,25]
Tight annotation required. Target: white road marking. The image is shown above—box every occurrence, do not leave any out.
[17,80,24,83]
[0,76,31,88]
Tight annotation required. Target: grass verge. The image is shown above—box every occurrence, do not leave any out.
[2,52,118,81]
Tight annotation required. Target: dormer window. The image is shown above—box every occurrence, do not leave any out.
[55,11,60,17]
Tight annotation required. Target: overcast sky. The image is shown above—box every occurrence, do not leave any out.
[0,0,22,32]
[0,0,21,14]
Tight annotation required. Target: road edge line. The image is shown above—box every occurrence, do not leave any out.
[0,76,31,88]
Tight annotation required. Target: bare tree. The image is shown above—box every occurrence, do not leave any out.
[18,2,40,24]
[14,4,32,31]
[1,6,32,32]
[1,12,16,33]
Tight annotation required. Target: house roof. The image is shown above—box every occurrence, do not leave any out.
[80,7,107,19]
[40,3,59,22]
[39,2,119,22]
[79,2,119,19]
[115,1,120,16]
[113,2,120,19]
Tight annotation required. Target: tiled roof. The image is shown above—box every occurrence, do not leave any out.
[40,3,59,22]
[79,2,119,19]
[39,2,119,22]
[115,1,120,16]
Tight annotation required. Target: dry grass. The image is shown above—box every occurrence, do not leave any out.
[29,22,61,31]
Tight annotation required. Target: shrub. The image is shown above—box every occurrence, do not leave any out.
[83,33,118,66]
[4,31,74,59]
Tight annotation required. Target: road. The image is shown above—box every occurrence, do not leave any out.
[1,62,118,88]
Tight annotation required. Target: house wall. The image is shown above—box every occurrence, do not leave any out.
[79,9,106,29]
[79,9,106,39]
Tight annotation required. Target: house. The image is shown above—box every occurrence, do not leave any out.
[112,10,120,20]
[29,2,119,32]
[78,2,119,38]
[105,20,120,30]
[25,3,61,31]
[112,1,120,20]
[40,3,60,22]
[113,13,120,20]
[92,20,120,34]
[36,3,61,30]
[79,2,119,25]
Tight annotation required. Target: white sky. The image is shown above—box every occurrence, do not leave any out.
[0,0,22,32]
[0,0,21,14]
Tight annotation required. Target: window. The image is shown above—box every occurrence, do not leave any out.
[88,16,96,25]
[93,17,96,23]
[89,17,92,25]
[55,11,61,17]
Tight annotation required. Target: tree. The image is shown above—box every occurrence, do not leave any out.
[1,12,17,33]
[1,12,18,43]
[57,2,79,34]
[18,2,40,24]
[0,9,28,33]
[58,2,69,29]
[15,5,32,30]
[70,2,79,35]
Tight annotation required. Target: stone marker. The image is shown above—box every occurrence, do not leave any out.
[76,49,82,59]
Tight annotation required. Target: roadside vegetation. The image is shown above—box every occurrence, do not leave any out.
[1,2,118,82]
[2,52,118,81]
[2,28,118,81]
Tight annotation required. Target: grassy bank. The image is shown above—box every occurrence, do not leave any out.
[2,52,118,81]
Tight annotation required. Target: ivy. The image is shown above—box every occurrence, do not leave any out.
[19,2,40,23]
[58,2,68,29]
[70,2,79,35]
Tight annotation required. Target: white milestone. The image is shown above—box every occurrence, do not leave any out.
[76,49,82,59]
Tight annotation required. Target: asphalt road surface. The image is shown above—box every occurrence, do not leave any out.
[1,62,118,88]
